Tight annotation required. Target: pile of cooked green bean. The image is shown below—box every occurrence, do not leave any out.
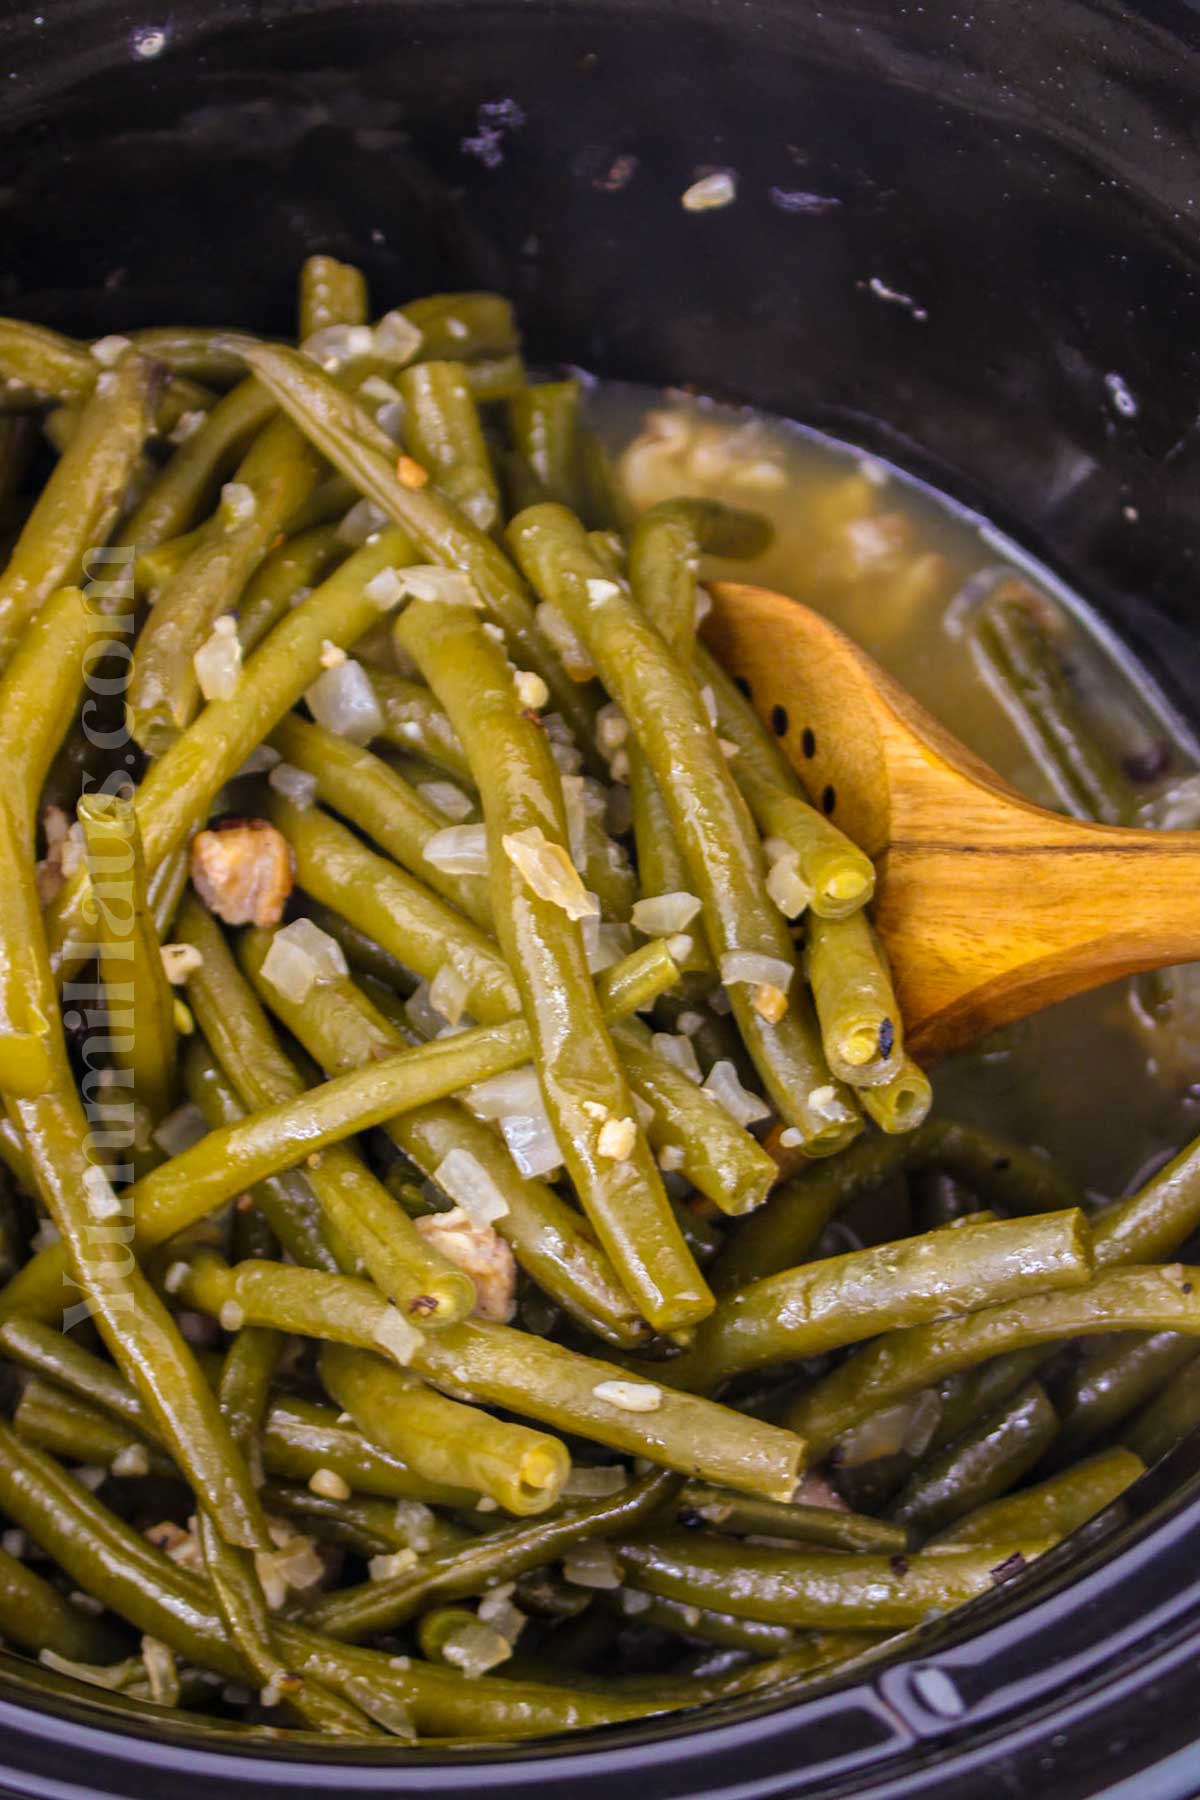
[0,257,1194,1744]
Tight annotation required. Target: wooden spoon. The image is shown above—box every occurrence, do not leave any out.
[706,580,1200,1064]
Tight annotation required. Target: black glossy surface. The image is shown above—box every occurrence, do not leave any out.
[0,1,1199,1794]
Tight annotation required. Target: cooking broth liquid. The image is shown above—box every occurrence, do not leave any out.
[589,381,1200,1200]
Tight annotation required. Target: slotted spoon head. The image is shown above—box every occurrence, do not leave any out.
[706,581,1200,1062]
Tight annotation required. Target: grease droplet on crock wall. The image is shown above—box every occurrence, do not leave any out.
[769,187,842,215]
[863,276,929,323]
[461,98,526,170]
[131,24,168,58]
[1104,371,1139,418]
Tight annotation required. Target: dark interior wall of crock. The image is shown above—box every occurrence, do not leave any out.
[2,0,1200,700]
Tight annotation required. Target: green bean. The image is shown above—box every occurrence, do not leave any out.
[695,645,877,918]
[396,595,710,1333]
[366,667,474,781]
[612,1588,802,1657]
[0,939,682,1326]
[77,793,177,1124]
[263,1481,466,1557]
[47,528,417,977]
[238,926,652,1349]
[294,896,418,994]
[860,1054,933,1135]
[0,351,157,671]
[1123,1356,1200,1464]
[262,1396,478,1507]
[177,1254,804,1500]
[306,1467,679,1641]
[464,353,529,404]
[0,1537,129,1666]
[236,524,346,651]
[934,1448,1146,1547]
[133,526,205,599]
[299,256,370,339]
[400,361,501,533]
[887,1382,1059,1536]
[1092,1131,1200,1268]
[1047,1331,1200,1469]
[268,715,492,927]
[15,1377,172,1477]
[806,910,902,1088]
[612,1019,778,1216]
[231,339,601,750]
[613,1534,1046,1629]
[577,431,626,532]
[629,497,772,656]
[792,1266,1200,1457]
[0,318,97,400]
[507,381,584,511]
[912,1116,1085,1217]
[0,416,34,506]
[969,581,1134,825]
[320,1343,571,1516]
[118,380,277,554]
[128,415,322,753]
[127,328,245,387]
[652,1209,1092,1390]
[401,293,521,363]
[178,897,474,1325]
[507,505,860,1154]
[626,747,714,976]
[182,1037,341,1272]
[270,792,519,1024]
[712,1133,912,1293]
[676,1484,909,1553]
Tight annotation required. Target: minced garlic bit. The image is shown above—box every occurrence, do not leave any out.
[595,701,629,756]
[164,1261,190,1296]
[396,453,429,489]
[319,638,347,669]
[193,614,242,702]
[90,334,132,366]
[681,170,737,211]
[373,1305,422,1366]
[581,1099,609,1122]
[160,942,203,985]
[111,1443,150,1478]
[415,1208,517,1322]
[596,1115,637,1161]
[502,826,600,921]
[168,408,207,446]
[218,1300,245,1332]
[308,1467,352,1502]
[592,1379,663,1413]
[753,981,790,1023]
[808,1084,838,1111]
[513,669,549,710]
[585,576,621,604]
[657,1144,686,1173]
[367,1548,419,1582]
[219,480,257,529]
[191,820,294,928]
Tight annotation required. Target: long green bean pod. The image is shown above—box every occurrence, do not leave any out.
[613,1534,1047,1629]
[630,497,772,656]
[118,379,277,554]
[886,1381,1060,1536]
[299,256,370,339]
[792,1265,1200,1456]
[1047,1331,1200,1469]
[507,505,861,1154]
[77,792,177,1125]
[236,524,346,652]
[320,1343,571,1516]
[231,338,600,750]
[1123,1356,1200,1465]
[859,1053,934,1135]
[399,360,502,533]
[14,1375,173,1473]
[238,925,652,1348]
[0,318,98,400]
[912,1116,1086,1217]
[934,1447,1146,1547]
[0,351,157,670]
[175,1253,805,1500]
[650,1209,1092,1389]
[366,667,474,781]
[806,909,903,1088]
[396,594,710,1333]
[127,415,322,752]
[268,714,492,927]
[506,381,585,512]
[676,1484,909,1553]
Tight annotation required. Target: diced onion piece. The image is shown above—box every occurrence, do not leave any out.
[595,701,629,756]
[563,1542,624,1589]
[423,822,488,876]
[464,1066,542,1119]
[563,1463,629,1498]
[259,918,348,1004]
[502,827,599,921]
[582,914,633,974]
[83,1165,121,1221]
[363,566,407,611]
[90,334,132,366]
[193,616,242,701]
[393,1501,437,1552]
[440,1620,513,1678]
[233,744,281,778]
[372,309,424,364]
[585,577,622,604]
[477,1582,527,1644]
[535,601,594,678]
[500,1110,563,1179]
[360,373,403,406]
[429,961,469,1027]
[219,481,257,529]
[405,980,450,1040]
[764,845,813,919]
[631,891,702,936]
[621,1589,653,1615]
[140,1637,178,1706]
[681,170,737,211]
[305,659,383,744]
[219,1300,245,1331]
[596,1116,637,1161]
[417,781,474,822]
[337,498,389,546]
[301,322,376,369]
[399,566,481,607]
[650,1031,703,1084]
[308,1467,352,1500]
[152,1101,209,1156]
[592,1379,662,1413]
[514,669,549,710]
[702,1059,772,1126]
[167,408,207,445]
[434,1147,511,1225]
[160,942,203,985]
[839,1391,942,1469]
[319,639,347,669]
[657,1144,685,1173]
[719,950,794,992]
[373,1307,422,1367]
[268,761,318,809]
[367,1548,419,1582]
[112,1443,150,1478]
